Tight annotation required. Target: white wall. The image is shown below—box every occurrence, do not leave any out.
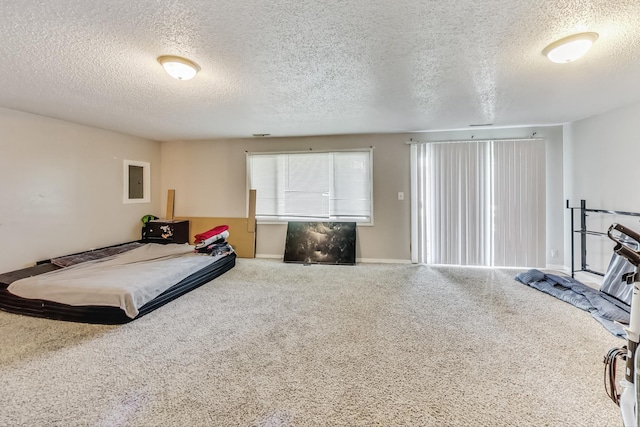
[563,101,640,277]
[415,126,564,268]
[161,134,412,262]
[0,107,161,273]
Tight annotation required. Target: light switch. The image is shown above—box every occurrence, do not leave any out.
[398,192,404,200]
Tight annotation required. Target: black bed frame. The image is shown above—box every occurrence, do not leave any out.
[0,248,236,324]
[567,199,640,278]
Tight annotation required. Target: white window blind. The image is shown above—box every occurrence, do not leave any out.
[248,150,372,222]
[410,139,545,267]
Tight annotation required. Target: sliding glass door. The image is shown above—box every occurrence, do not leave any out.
[410,139,546,267]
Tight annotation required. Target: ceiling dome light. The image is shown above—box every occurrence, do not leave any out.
[542,32,598,63]
[157,55,200,80]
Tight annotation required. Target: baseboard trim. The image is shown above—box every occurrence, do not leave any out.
[357,258,412,264]
[255,254,283,260]
[255,254,412,264]
[545,264,569,273]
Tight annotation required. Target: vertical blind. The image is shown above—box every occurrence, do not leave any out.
[248,150,372,221]
[492,140,546,267]
[411,139,546,267]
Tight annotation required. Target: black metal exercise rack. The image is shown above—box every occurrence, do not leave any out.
[567,199,640,278]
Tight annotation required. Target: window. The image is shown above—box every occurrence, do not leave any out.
[247,149,373,223]
[123,159,150,204]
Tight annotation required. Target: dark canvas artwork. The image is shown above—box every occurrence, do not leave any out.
[284,222,356,265]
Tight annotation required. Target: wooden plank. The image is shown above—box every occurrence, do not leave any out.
[166,189,175,220]
[247,189,256,233]
[172,190,257,258]
[174,216,256,258]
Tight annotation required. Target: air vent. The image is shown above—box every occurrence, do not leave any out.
[469,123,493,127]
[252,133,271,137]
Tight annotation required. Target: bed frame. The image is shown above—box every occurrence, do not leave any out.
[567,199,640,278]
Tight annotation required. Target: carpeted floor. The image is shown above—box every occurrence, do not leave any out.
[0,259,623,426]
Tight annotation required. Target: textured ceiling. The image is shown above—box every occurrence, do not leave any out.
[1,0,640,141]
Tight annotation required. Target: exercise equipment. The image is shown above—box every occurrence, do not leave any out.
[604,223,640,427]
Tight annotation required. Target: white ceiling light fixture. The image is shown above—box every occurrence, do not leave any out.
[157,55,201,80]
[542,32,599,63]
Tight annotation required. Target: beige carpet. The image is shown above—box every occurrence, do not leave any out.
[0,259,623,426]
